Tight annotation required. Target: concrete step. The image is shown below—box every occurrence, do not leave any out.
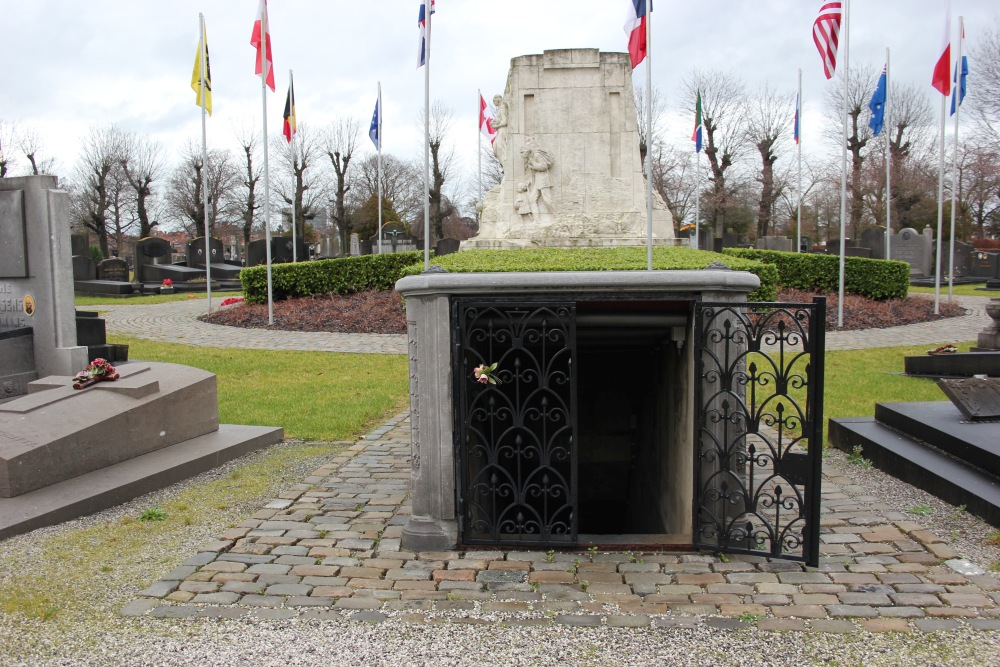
[0,424,283,540]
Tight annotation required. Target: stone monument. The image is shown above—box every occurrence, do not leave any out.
[890,227,933,278]
[466,49,675,249]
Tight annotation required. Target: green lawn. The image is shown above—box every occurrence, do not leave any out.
[110,336,409,441]
[75,291,242,307]
[909,282,993,298]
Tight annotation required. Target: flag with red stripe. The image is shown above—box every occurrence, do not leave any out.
[251,0,275,91]
[623,0,647,70]
[931,0,952,96]
[813,2,842,80]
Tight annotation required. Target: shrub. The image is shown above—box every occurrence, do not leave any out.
[240,252,422,304]
[721,248,909,300]
[401,247,779,301]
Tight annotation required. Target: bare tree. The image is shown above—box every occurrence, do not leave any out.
[682,70,747,237]
[885,81,934,227]
[72,125,126,256]
[351,153,423,233]
[165,143,237,237]
[424,100,457,241]
[18,126,56,176]
[324,118,361,252]
[232,123,262,250]
[274,122,326,245]
[119,132,163,237]
[745,84,794,238]
[634,84,666,165]
[970,17,1000,148]
[0,120,17,177]
[649,143,699,230]
[825,62,880,238]
[958,142,1000,238]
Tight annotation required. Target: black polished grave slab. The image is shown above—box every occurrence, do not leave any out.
[904,352,1000,378]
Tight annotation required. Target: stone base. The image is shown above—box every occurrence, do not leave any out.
[0,424,283,540]
[401,515,458,552]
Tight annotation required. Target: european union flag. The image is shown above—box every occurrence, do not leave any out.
[369,97,380,150]
[868,65,887,137]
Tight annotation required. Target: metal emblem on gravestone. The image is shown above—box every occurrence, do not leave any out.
[22,295,34,317]
[938,378,1000,421]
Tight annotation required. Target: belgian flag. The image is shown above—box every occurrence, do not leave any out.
[191,20,212,115]
[282,76,296,143]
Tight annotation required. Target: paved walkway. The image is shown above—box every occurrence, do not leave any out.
[97,293,993,354]
[106,293,1000,632]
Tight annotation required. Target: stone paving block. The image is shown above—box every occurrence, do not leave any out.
[139,581,180,598]
[150,606,200,619]
[265,583,313,596]
[554,615,603,627]
[652,617,703,629]
[165,591,195,603]
[759,618,808,631]
[222,582,265,595]
[860,618,911,633]
[286,596,334,607]
[826,605,878,618]
[119,599,159,617]
[334,597,384,610]
[925,607,977,618]
[940,593,993,607]
[246,563,292,575]
[240,594,287,607]
[528,571,575,584]
[386,568,432,581]
[200,561,247,573]
[606,615,651,628]
[218,554,275,565]
[191,592,240,605]
[877,606,924,618]
[674,573,725,586]
[719,603,767,617]
[751,594,791,606]
[251,608,297,620]
[771,604,828,618]
[754,583,797,595]
[838,592,892,606]
[178,581,220,594]
[197,607,249,620]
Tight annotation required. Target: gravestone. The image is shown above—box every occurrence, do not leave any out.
[246,237,307,266]
[759,236,793,252]
[70,235,96,281]
[938,377,1000,421]
[96,257,129,282]
[350,233,361,256]
[469,49,674,250]
[435,238,461,256]
[133,237,173,283]
[952,240,974,278]
[890,227,932,278]
[971,252,1000,280]
[186,237,224,269]
[0,176,88,396]
[860,228,886,260]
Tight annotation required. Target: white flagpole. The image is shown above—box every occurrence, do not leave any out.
[837,0,850,329]
[377,82,383,255]
[260,4,274,325]
[797,68,802,254]
[885,48,892,260]
[423,5,431,270]
[949,16,964,301]
[478,89,483,205]
[644,1,653,271]
[289,70,297,264]
[199,14,212,315]
[935,93,946,314]
[695,150,701,250]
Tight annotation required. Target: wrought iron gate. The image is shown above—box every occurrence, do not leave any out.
[453,299,577,547]
[693,298,825,566]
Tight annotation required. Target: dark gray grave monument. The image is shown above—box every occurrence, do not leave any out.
[246,237,308,266]
[860,228,886,260]
[187,237,242,282]
[96,257,129,282]
[971,251,1000,281]
[938,377,1000,421]
[134,236,204,285]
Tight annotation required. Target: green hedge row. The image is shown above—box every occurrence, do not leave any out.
[721,248,910,300]
[401,247,780,301]
[240,252,423,304]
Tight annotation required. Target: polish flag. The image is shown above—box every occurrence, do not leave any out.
[931,0,952,96]
[623,0,647,70]
[251,0,275,91]
[479,94,496,143]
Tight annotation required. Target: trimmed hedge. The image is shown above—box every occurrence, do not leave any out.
[721,248,910,300]
[240,252,423,304]
[401,247,779,301]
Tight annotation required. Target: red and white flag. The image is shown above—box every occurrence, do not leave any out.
[623,1,647,70]
[479,94,496,143]
[251,0,275,91]
[812,2,842,80]
[931,0,952,96]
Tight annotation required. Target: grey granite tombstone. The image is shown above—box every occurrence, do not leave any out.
[350,233,361,256]
[97,257,129,282]
[0,176,88,389]
[950,240,974,278]
[890,227,932,278]
[70,234,89,258]
[860,228,886,260]
[759,236,793,252]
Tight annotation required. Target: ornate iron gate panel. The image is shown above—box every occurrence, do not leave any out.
[454,299,577,547]
[693,298,825,566]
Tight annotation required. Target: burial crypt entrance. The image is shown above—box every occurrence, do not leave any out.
[397,270,824,566]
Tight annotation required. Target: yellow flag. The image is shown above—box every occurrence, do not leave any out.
[191,22,212,115]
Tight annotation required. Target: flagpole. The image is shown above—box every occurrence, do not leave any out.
[935,93,946,315]
[797,67,802,254]
[199,14,212,315]
[289,70,298,264]
[885,48,892,260]
[260,4,274,326]
[695,150,701,251]
[644,0,653,271]
[423,6,431,271]
[478,88,483,206]
[837,0,850,329]
[377,82,383,255]
[948,16,964,301]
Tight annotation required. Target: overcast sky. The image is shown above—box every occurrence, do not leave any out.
[1,0,996,190]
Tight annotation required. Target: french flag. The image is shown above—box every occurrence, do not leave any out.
[417,1,436,68]
[624,0,647,70]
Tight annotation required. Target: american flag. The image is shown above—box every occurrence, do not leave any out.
[813,2,842,80]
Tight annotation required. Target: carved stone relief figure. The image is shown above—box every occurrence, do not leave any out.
[520,139,554,222]
[491,94,510,167]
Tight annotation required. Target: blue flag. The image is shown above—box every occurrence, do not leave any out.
[868,65,887,137]
[369,96,380,150]
[950,55,968,116]
[793,93,800,144]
